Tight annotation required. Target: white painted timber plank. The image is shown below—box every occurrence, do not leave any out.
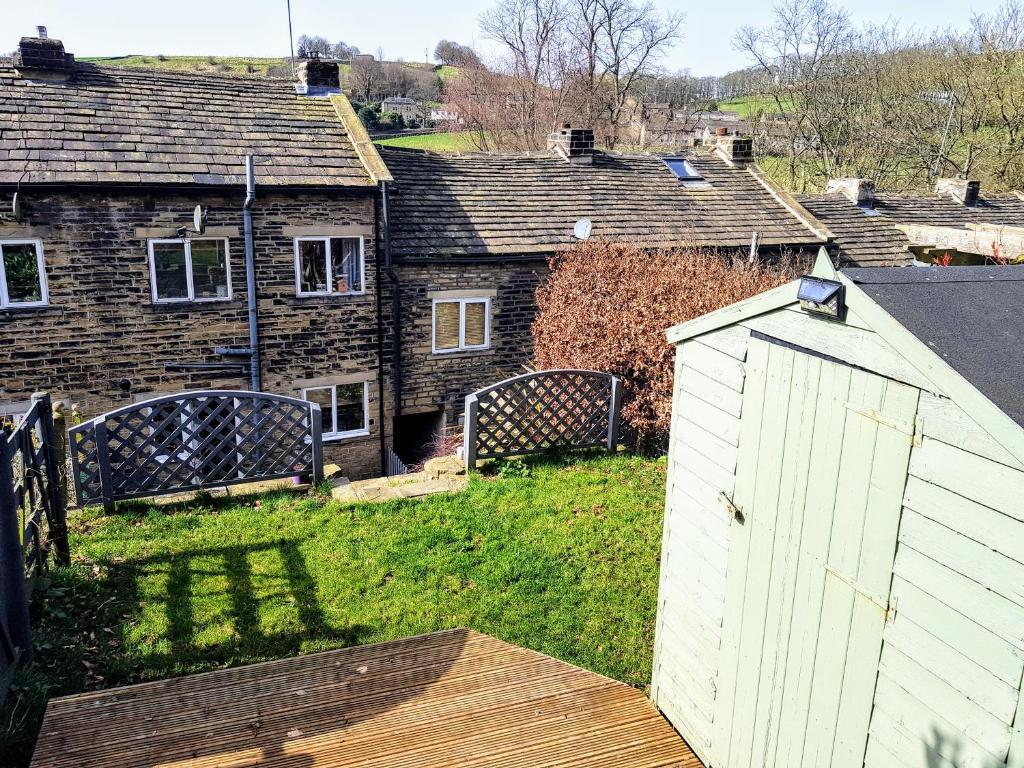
[695,324,751,361]
[900,509,1024,609]
[1006,687,1024,768]
[677,393,742,446]
[903,475,1024,567]
[773,360,853,768]
[741,307,936,392]
[866,709,958,768]
[884,610,1019,723]
[894,544,1024,650]
[674,440,738,505]
[918,392,1024,471]
[681,339,747,392]
[890,575,1024,686]
[710,337,771,767]
[755,353,822,768]
[831,592,888,768]
[680,365,744,418]
[856,380,919,600]
[909,437,1024,522]
[878,644,1012,759]
[730,342,795,768]
[674,418,740,475]
[873,672,1005,768]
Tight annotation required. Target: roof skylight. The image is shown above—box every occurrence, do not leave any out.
[661,157,703,181]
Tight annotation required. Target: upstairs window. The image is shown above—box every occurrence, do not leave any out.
[0,239,48,308]
[294,237,364,296]
[302,382,369,440]
[433,298,490,354]
[149,238,231,303]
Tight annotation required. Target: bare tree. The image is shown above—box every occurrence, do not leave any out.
[297,34,333,58]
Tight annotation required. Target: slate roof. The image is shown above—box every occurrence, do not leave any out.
[844,265,1024,428]
[380,146,829,259]
[869,192,1024,227]
[796,193,914,267]
[0,63,372,187]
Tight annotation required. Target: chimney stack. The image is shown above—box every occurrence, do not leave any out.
[935,178,980,207]
[295,59,340,95]
[14,30,75,80]
[826,177,876,208]
[548,124,594,165]
[706,133,754,168]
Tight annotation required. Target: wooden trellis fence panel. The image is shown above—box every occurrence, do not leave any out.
[463,369,622,469]
[0,393,70,701]
[70,391,324,513]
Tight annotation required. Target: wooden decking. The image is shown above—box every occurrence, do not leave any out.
[31,628,701,767]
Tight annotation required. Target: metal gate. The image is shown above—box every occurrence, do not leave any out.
[70,390,324,512]
[463,369,623,469]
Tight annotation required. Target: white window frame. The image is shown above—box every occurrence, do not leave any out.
[431,297,491,354]
[293,236,366,297]
[147,238,232,304]
[0,238,48,309]
[302,382,370,441]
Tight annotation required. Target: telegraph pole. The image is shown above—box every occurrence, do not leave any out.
[287,0,296,77]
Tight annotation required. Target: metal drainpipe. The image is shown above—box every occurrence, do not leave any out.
[373,187,388,475]
[243,155,261,392]
[381,181,402,421]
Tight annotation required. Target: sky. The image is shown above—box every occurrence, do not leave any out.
[4,0,1009,76]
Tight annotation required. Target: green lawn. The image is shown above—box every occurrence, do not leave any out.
[1,452,667,766]
[719,94,794,118]
[374,131,483,152]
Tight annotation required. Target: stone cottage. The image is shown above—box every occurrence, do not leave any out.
[0,34,392,478]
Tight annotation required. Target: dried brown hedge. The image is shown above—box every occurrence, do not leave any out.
[533,241,793,451]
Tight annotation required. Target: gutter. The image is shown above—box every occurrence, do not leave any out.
[243,155,261,391]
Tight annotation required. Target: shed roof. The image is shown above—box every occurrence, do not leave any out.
[843,265,1024,429]
[869,192,1024,227]
[380,146,829,259]
[0,63,373,187]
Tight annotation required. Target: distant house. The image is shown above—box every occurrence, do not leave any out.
[798,177,1024,265]
[429,106,461,124]
[381,96,422,121]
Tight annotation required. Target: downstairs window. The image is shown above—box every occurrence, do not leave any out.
[302,382,369,440]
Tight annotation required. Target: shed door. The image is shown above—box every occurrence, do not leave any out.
[711,337,919,768]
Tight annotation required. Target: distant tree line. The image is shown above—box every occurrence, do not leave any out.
[446,0,682,151]
[735,0,1024,192]
[296,34,361,61]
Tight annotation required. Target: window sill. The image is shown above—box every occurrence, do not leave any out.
[295,291,366,299]
[432,347,493,358]
[145,301,239,314]
[0,304,62,316]
[152,297,234,305]
[323,429,371,443]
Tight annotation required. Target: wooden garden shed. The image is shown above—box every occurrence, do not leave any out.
[651,253,1024,768]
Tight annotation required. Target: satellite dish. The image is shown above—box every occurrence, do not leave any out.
[193,204,207,234]
[11,192,22,221]
[573,218,592,240]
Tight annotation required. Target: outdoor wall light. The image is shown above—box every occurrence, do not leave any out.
[798,276,845,320]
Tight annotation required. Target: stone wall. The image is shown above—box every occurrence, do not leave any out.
[394,259,548,425]
[0,187,391,479]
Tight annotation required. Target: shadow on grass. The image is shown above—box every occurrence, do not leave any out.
[1,536,374,767]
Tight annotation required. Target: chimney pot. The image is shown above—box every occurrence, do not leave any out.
[36,26,47,39]
[935,177,980,207]
[826,177,876,207]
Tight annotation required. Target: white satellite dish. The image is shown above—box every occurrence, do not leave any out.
[573,218,592,240]
[193,204,207,234]
[11,192,21,221]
